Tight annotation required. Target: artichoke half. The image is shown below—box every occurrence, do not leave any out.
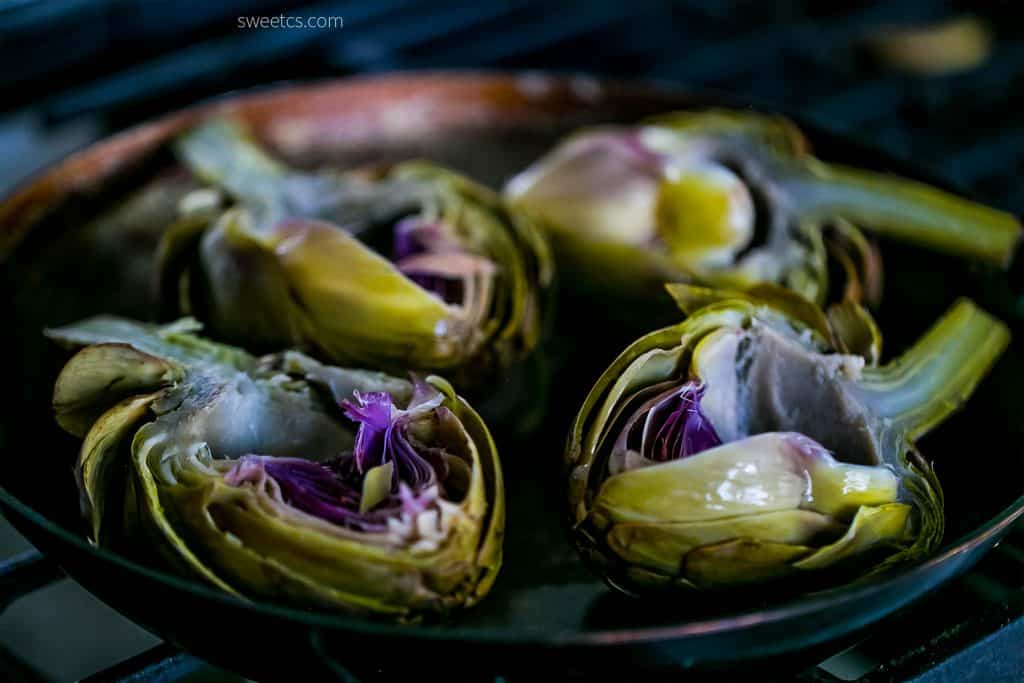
[506,110,1020,311]
[47,317,504,618]
[158,119,552,388]
[566,291,1008,593]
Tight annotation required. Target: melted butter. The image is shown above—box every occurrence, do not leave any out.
[655,163,754,267]
[841,467,874,495]
[716,464,775,507]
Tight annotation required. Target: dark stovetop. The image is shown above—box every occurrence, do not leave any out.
[0,1,1021,680]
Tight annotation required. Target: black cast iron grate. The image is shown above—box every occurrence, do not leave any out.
[0,1,1021,680]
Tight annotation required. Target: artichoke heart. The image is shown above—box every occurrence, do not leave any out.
[567,293,1008,593]
[506,109,1020,312]
[158,119,552,387]
[47,316,504,618]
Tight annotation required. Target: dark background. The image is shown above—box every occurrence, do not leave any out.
[0,1,1021,681]
[2,0,1024,216]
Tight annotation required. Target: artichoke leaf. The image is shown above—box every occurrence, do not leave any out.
[181,485,412,615]
[822,218,884,306]
[271,218,465,368]
[154,211,217,320]
[77,393,159,544]
[427,375,505,601]
[606,509,842,576]
[683,539,814,588]
[665,282,833,344]
[826,299,882,364]
[359,462,394,514]
[793,503,912,570]
[275,349,413,406]
[592,433,899,527]
[666,281,882,362]
[646,109,808,155]
[194,209,307,349]
[46,316,252,369]
[130,425,239,594]
[174,118,288,212]
[576,306,750,464]
[53,343,181,437]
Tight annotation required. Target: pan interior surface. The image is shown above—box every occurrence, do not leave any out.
[0,75,1021,652]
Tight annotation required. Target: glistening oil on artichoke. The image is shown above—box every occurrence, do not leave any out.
[506,110,1020,315]
[566,292,1008,593]
[158,119,552,389]
[47,317,504,618]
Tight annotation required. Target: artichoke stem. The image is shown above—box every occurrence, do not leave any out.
[785,160,1021,267]
[174,119,286,209]
[854,298,1009,439]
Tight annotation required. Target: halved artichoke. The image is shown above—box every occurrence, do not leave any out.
[47,317,504,618]
[567,292,1008,593]
[157,119,552,389]
[506,110,1020,310]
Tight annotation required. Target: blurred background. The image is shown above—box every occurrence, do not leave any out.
[3,0,1024,211]
[0,0,1021,680]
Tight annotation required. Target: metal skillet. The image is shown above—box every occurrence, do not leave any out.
[0,73,1021,680]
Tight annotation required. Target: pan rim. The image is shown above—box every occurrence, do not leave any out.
[2,481,1021,645]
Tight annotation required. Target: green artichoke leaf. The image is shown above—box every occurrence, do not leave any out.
[162,119,552,388]
[682,539,814,589]
[506,109,1020,317]
[277,350,413,406]
[665,282,834,345]
[822,217,883,306]
[190,209,309,349]
[174,119,289,210]
[265,216,464,369]
[646,109,810,154]
[592,433,900,527]
[77,393,159,545]
[606,509,842,576]
[825,299,883,365]
[52,343,182,437]
[567,296,1007,593]
[50,317,505,617]
[46,315,252,368]
[792,503,912,571]
[665,282,882,363]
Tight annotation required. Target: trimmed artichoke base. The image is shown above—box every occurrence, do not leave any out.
[129,378,499,616]
[49,318,505,618]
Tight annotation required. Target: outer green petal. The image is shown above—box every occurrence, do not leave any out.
[683,540,813,589]
[592,433,899,527]
[53,343,181,437]
[130,425,239,595]
[76,394,159,544]
[268,219,459,369]
[793,503,912,570]
[607,510,841,576]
